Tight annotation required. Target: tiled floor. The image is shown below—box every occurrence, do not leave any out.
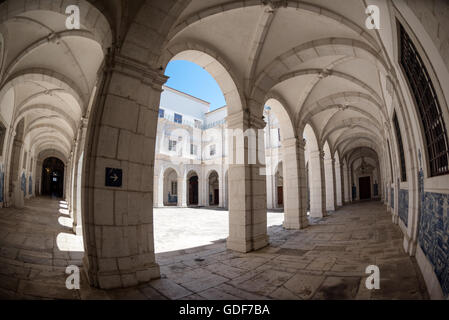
[0,198,429,299]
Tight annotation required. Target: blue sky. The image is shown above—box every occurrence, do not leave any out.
[164,60,226,111]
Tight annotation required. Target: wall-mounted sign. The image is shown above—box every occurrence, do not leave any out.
[105,168,122,187]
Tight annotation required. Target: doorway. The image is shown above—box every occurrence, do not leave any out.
[41,157,64,198]
[359,176,371,200]
[277,186,283,206]
[208,171,219,206]
[188,175,198,205]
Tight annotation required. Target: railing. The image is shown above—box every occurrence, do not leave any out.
[159,113,226,130]
[159,113,202,129]
[203,119,226,130]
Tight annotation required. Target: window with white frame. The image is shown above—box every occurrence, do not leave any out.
[168,140,177,151]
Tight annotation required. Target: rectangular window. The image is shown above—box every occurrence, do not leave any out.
[174,113,182,124]
[168,140,177,151]
[190,144,197,155]
[393,112,407,182]
[171,181,177,195]
[194,119,201,129]
[210,144,216,156]
[159,108,165,118]
[399,23,449,176]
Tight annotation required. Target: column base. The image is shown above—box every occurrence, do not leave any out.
[392,214,399,224]
[73,224,83,236]
[283,218,309,229]
[403,234,417,256]
[226,234,269,253]
[309,210,327,218]
[85,258,160,290]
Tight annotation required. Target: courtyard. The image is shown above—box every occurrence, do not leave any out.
[154,207,284,253]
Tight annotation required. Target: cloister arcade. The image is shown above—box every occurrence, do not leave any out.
[0,0,448,300]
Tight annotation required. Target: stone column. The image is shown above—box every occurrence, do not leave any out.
[65,153,73,204]
[309,150,326,217]
[335,160,343,207]
[226,110,268,253]
[153,174,163,207]
[82,51,164,289]
[282,138,308,229]
[343,161,350,203]
[199,174,206,206]
[8,130,23,208]
[324,157,336,212]
[177,176,187,207]
[265,164,274,210]
[72,118,88,235]
[218,171,224,208]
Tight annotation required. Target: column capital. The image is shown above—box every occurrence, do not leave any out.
[310,149,325,160]
[101,48,168,91]
[226,110,266,130]
[282,137,306,150]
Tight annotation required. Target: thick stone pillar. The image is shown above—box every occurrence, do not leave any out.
[324,157,336,212]
[199,175,207,206]
[265,165,274,210]
[72,118,88,235]
[226,111,268,253]
[7,131,23,208]
[309,150,326,217]
[65,154,73,203]
[218,172,224,208]
[153,174,163,207]
[343,161,351,203]
[177,176,187,207]
[282,138,308,229]
[335,160,343,206]
[82,51,164,289]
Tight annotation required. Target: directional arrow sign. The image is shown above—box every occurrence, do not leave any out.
[105,168,122,187]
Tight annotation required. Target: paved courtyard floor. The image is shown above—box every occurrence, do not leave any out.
[0,198,429,299]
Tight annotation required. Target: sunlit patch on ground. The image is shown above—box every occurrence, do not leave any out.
[58,216,74,228]
[56,232,84,252]
[154,207,284,253]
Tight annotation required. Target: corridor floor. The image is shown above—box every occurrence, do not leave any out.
[0,198,428,299]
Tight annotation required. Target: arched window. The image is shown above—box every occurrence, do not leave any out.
[393,112,407,182]
[399,23,449,176]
